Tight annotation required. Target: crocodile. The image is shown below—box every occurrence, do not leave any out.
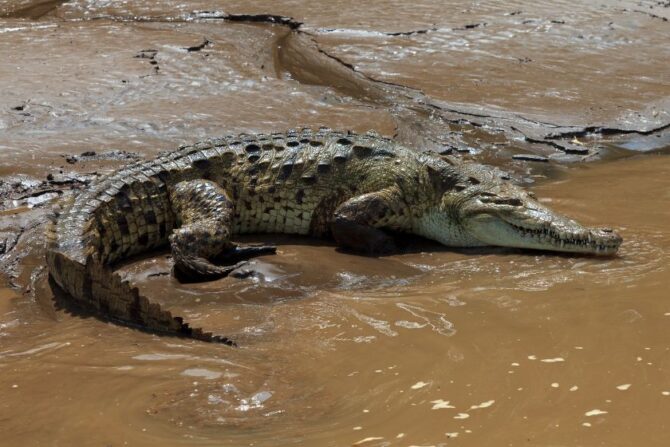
[46,128,622,343]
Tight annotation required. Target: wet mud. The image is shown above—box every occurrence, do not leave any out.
[1,0,669,446]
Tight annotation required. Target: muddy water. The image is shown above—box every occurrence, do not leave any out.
[1,155,669,446]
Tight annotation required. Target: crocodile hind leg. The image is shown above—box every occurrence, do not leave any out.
[330,187,409,255]
[169,180,275,281]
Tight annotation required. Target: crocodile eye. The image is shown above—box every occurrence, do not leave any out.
[527,192,537,199]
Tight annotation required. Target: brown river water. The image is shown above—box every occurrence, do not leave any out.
[1,0,669,446]
[3,155,670,447]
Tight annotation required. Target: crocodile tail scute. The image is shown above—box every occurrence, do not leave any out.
[88,260,235,345]
[46,249,235,345]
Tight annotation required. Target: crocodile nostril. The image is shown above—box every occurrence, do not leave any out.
[601,228,614,233]
[479,195,523,206]
[492,198,522,206]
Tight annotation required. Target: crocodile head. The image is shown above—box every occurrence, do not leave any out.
[416,161,622,255]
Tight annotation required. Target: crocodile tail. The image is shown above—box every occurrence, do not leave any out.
[45,214,234,345]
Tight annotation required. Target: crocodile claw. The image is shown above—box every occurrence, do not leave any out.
[174,243,276,283]
[226,243,277,262]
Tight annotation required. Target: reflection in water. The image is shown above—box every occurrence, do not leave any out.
[1,154,669,445]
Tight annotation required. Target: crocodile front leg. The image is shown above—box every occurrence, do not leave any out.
[169,180,275,281]
[330,186,410,255]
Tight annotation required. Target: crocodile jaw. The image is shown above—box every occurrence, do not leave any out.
[461,202,623,256]
[414,201,622,256]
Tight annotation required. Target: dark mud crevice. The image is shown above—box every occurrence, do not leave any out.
[134,49,160,75]
[183,38,212,52]
[0,232,20,256]
[519,133,590,155]
[619,8,669,21]
[191,11,302,29]
[86,11,304,29]
[14,187,62,201]
[314,26,440,37]
[511,154,549,162]
[545,122,670,140]
[378,27,437,36]
[453,22,487,30]
[312,20,494,36]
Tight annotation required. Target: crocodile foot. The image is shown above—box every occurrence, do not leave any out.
[173,243,277,283]
[216,243,278,264]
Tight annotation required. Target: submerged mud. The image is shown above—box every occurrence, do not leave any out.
[0,0,669,445]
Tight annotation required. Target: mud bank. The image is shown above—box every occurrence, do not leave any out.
[2,0,669,174]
